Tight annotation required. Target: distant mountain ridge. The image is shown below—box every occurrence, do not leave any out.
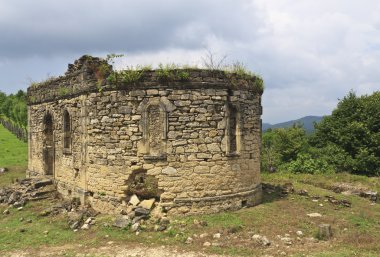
[262,115,324,133]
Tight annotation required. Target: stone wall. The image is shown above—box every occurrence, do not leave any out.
[27,56,263,215]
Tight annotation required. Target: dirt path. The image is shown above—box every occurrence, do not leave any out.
[5,243,227,257]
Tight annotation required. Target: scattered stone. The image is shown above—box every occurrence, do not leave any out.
[203,242,211,247]
[298,189,309,196]
[34,179,53,189]
[199,233,208,239]
[185,237,193,244]
[134,207,150,216]
[332,183,378,202]
[360,191,378,202]
[280,237,292,245]
[138,199,155,210]
[282,183,294,194]
[307,213,322,218]
[43,230,49,235]
[39,209,52,217]
[213,233,221,239]
[70,221,81,230]
[17,207,23,211]
[13,199,26,208]
[296,230,303,236]
[81,223,90,230]
[8,191,22,204]
[318,224,332,240]
[252,234,271,246]
[113,215,131,229]
[131,222,140,232]
[3,209,10,215]
[84,217,93,224]
[0,167,8,173]
[129,194,140,206]
[132,216,145,224]
[160,217,170,226]
[154,224,167,232]
[326,196,351,207]
[26,219,32,223]
[193,219,208,227]
[19,217,24,222]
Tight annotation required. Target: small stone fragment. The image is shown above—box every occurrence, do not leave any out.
[203,242,211,247]
[185,237,193,244]
[252,234,271,246]
[138,199,155,210]
[199,233,208,239]
[307,213,322,218]
[134,207,150,216]
[131,222,140,232]
[298,189,309,196]
[70,221,80,230]
[113,215,130,228]
[213,233,221,239]
[81,224,90,230]
[129,194,140,206]
[84,217,92,224]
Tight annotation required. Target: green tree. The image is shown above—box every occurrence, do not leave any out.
[262,125,309,172]
[312,91,380,176]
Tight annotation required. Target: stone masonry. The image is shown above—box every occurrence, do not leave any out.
[27,55,263,215]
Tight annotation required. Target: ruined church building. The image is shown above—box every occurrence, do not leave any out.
[27,56,263,215]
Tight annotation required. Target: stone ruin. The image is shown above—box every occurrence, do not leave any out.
[26,55,264,215]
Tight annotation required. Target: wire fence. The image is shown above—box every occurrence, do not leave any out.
[0,118,27,142]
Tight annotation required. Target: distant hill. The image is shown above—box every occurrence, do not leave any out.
[262,116,324,133]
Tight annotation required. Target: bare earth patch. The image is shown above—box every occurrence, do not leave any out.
[6,243,224,257]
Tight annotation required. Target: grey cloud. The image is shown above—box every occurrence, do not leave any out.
[0,0,259,58]
[1,0,380,123]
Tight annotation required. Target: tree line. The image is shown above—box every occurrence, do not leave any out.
[262,91,380,176]
[0,90,28,141]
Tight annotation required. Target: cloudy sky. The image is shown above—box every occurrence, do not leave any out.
[1,0,379,123]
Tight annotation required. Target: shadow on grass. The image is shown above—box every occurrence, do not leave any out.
[261,182,290,204]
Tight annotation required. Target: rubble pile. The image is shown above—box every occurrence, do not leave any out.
[0,178,56,208]
[113,194,169,233]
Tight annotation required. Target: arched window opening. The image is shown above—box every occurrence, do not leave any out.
[43,112,54,175]
[146,104,166,157]
[227,104,241,156]
[63,110,71,152]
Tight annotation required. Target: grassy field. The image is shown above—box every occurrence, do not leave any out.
[1,172,379,256]
[0,125,379,256]
[0,124,27,186]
